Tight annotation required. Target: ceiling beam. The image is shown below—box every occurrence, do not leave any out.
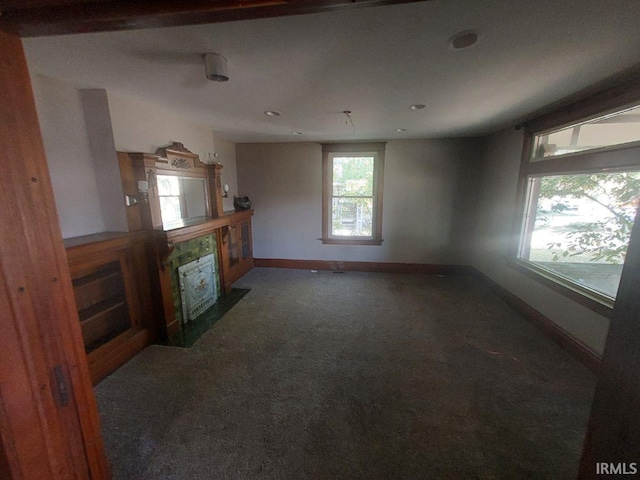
[0,0,428,37]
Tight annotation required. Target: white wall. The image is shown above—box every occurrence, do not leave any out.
[471,128,609,354]
[32,75,107,238]
[236,139,483,263]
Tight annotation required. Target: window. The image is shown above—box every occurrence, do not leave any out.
[517,104,640,309]
[322,143,385,245]
[531,104,640,160]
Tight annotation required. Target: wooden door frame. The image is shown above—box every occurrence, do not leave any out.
[0,31,109,479]
[2,2,639,479]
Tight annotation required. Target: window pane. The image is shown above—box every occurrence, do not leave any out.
[519,172,640,298]
[532,105,640,160]
[332,156,374,196]
[331,197,373,236]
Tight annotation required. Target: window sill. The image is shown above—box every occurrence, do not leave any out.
[508,258,614,318]
[320,238,383,246]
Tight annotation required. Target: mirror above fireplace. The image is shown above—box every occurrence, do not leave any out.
[157,174,208,229]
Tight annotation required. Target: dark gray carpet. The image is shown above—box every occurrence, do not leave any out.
[95,268,596,479]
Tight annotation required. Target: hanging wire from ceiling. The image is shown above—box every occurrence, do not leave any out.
[343,110,356,134]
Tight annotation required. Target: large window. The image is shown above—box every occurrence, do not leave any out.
[517,104,640,308]
[322,143,385,245]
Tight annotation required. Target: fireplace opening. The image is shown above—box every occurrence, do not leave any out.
[178,253,217,323]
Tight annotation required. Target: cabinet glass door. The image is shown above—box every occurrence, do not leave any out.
[228,224,240,267]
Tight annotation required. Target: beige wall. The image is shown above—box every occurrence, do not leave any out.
[108,91,238,211]
[31,78,241,238]
[80,89,128,233]
[236,139,483,264]
[471,128,610,353]
[32,75,109,238]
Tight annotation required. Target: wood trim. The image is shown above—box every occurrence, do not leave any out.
[0,0,428,37]
[159,209,253,245]
[118,151,143,231]
[320,238,383,246]
[321,142,387,153]
[86,328,150,384]
[0,31,108,479]
[254,258,470,274]
[321,143,385,245]
[524,77,640,135]
[375,145,385,244]
[469,267,602,374]
[322,150,330,243]
[64,230,148,253]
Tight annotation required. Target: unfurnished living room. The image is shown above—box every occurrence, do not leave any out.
[1,1,640,479]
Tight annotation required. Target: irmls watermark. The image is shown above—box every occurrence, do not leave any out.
[596,463,638,475]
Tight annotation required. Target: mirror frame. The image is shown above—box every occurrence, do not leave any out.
[129,143,214,230]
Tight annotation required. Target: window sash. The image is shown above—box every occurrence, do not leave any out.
[515,103,640,314]
[329,153,377,239]
[321,143,385,245]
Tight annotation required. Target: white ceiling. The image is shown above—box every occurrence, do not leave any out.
[23,0,640,143]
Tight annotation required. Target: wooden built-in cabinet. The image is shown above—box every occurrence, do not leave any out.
[65,232,157,384]
[222,210,254,290]
[61,143,255,381]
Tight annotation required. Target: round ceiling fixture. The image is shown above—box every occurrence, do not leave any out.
[203,53,229,82]
[264,111,281,117]
[410,104,426,110]
[449,30,479,50]
[396,128,407,132]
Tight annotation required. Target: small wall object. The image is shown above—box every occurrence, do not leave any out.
[234,196,252,211]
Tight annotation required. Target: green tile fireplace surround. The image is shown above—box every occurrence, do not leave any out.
[163,233,249,348]
[166,233,220,327]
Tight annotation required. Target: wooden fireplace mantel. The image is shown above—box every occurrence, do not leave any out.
[117,147,254,341]
[153,209,254,339]
[154,209,254,269]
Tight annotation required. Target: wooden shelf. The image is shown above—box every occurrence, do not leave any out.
[65,230,156,384]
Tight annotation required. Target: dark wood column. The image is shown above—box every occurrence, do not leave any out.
[0,31,109,479]
[579,205,640,478]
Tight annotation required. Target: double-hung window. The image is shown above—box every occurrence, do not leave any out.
[322,143,385,245]
[516,103,640,310]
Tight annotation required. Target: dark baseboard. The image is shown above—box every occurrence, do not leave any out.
[253,258,471,275]
[253,257,602,373]
[469,267,602,374]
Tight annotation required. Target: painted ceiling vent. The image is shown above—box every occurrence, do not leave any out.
[203,53,229,82]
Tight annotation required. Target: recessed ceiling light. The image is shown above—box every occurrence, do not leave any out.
[410,104,426,110]
[449,30,479,50]
[396,128,407,132]
[264,111,281,117]
[291,131,303,135]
